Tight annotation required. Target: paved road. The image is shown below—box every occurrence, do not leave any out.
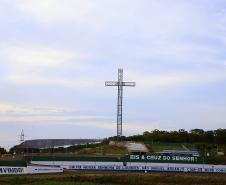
[126,142,149,153]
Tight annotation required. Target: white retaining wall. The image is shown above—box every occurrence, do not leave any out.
[26,166,63,174]
[31,161,226,173]
[0,166,63,175]
[0,167,26,174]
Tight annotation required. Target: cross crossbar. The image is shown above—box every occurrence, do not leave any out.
[105,81,136,86]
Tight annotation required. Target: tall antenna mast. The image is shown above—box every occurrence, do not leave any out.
[105,69,136,141]
[20,129,25,143]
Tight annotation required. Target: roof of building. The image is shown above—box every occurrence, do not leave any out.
[15,139,102,149]
[161,150,199,155]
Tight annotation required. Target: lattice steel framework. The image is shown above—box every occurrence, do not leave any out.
[105,69,136,140]
[20,129,24,143]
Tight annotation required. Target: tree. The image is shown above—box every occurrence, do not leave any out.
[214,129,226,144]
[178,129,189,142]
[204,131,214,143]
[190,129,204,135]
[189,129,205,142]
[0,147,6,154]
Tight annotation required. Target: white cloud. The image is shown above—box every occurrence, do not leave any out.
[14,0,202,37]
[6,47,76,71]
[16,0,99,25]
[0,103,78,115]
[0,118,158,135]
[179,104,226,127]
[126,69,226,93]
[0,104,15,112]
[0,133,17,149]
[0,103,158,134]
[0,103,111,125]
[1,45,95,87]
[4,44,225,90]
[7,73,101,88]
[0,115,108,123]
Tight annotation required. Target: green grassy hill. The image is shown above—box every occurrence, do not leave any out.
[146,143,185,152]
[42,144,127,156]
[40,143,127,156]
[76,144,128,156]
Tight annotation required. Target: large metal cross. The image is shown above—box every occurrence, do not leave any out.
[105,69,136,140]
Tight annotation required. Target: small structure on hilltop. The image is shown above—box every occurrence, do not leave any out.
[19,130,25,143]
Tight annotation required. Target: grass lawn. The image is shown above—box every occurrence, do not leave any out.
[17,182,109,185]
[150,144,185,152]
[1,172,226,185]
[76,145,128,156]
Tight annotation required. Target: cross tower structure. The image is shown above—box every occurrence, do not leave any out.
[105,69,136,140]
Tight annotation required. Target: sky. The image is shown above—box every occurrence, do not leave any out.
[1,0,226,148]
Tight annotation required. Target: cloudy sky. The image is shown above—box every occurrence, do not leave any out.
[1,0,226,148]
